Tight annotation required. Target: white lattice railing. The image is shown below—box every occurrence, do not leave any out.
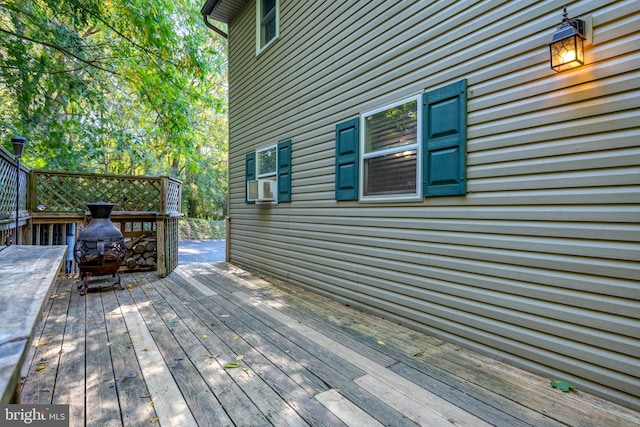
[0,148,181,218]
[0,145,29,223]
[32,171,182,215]
[163,177,182,215]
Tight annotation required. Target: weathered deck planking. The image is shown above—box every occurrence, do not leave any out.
[117,282,199,427]
[234,290,489,426]
[125,273,232,426]
[172,266,419,426]
[208,263,640,427]
[131,274,268,427]
[101,283,157,426]
[171,271,415,426]
[147,274,337,427]
[249,274,556,426]
[18,262,640,427]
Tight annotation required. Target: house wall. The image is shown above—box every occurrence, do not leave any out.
[226,0,640,409]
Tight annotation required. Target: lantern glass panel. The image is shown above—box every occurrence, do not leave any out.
[550,35,584,72]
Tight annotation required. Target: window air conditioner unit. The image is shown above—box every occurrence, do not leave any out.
[247,179,276,202]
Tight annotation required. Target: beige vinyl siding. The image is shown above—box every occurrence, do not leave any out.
[225,0,640,410]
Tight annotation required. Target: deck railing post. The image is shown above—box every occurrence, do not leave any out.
[28,170,36,214]
[156,217,166,277]
[160,177,167,215]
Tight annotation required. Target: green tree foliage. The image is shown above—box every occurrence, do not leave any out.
[0,0,227,219]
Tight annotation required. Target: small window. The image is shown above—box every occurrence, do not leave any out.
[360,96,422,200]
[245,140,292,204]
[257,0,279,53]
[256,145,277,178]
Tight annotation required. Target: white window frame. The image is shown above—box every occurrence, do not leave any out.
[248,144,278,204]
[359,95,423,202]
[256,144,278,179]
[256,0,279,55]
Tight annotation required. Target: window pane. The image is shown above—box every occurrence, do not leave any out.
[262,18,276,46]
[364,100,418,154]
[257,147,277,175]
[262,0,275,18]
[364,150,417,196]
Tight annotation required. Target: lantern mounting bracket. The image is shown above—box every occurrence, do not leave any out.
[571,18,585,38]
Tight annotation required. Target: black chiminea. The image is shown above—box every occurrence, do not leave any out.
[74,201,126,295]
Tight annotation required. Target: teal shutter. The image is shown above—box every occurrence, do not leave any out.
[245,152,256,204]
[335,118,359,200]
[422,79,467,196]
[277,140,292,202]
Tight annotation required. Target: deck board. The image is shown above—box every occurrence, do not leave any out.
[19,263,640,427]
[265,279,556,426]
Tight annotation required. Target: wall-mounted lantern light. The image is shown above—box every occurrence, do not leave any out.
[549,6,586,72]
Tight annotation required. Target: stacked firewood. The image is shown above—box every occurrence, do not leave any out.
[124,236,157,270]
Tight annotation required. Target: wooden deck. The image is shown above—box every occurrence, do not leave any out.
[19,262,639,427]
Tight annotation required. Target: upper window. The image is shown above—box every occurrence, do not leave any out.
[256,0,279,54]
[360,96,422,201]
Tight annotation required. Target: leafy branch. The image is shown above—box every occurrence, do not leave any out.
[0,27,118,75]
